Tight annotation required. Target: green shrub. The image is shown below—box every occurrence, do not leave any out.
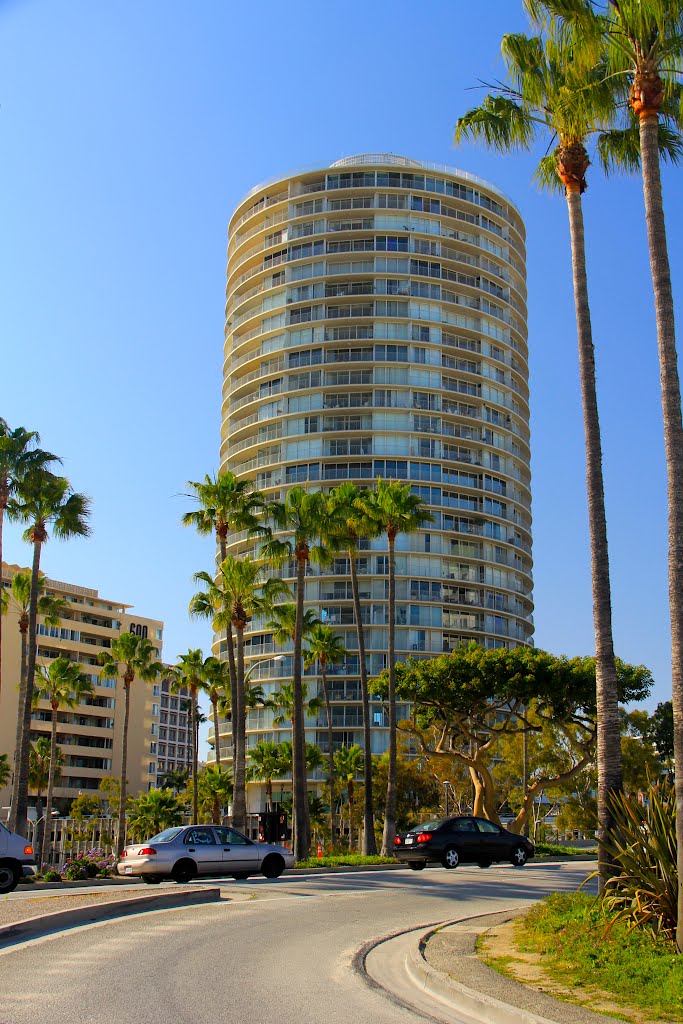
[535,842,596,857]
[296,854,395,868]
[602,779,677,940]
[42,870,60,882]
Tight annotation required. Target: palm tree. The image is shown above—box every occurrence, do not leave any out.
[127,788,185,841]
[304,625,347,846]
[33,657,93,865]
[8,470,91,835]
[247,741,289,811]
[171,649,207,824]
[2,570,66,797]
[0,421,59,700]
[365,479,432,855]
[271,681,323,731]
[192,557,287,831]
[261,487,333,861]
[28,736,63,864]
[194,764,233,823]
[201,656,231,766]
[182,472,266,767]
[158,766,189,794]
[267,602,320,649]
[98,632,162,854]
[327,482,381,854]
[334,745,364,851]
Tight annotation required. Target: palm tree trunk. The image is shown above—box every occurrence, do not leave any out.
[41,707,58,867]
[191,689,198,823]
[218,541,238,777]
[11,535,42,835]
[348,779,355,851]
[232,625,247,830]
[117,681,131,856]
[0,502,4,700]
[266,776,273,810]
[34,789,44,869]
[381,532,397,856]
[638,111,683,951]
[319,661,336,846]
[212,695,221,766]
[292,554,309,860]
[566,184,620,889]
[349,545,376,855]
[11,619,29,828]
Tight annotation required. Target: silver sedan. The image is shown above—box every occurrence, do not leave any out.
[117,825,295,884]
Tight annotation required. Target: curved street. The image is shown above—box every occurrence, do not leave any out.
[0,862,593,1024]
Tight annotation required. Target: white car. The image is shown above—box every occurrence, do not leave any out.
[0,822,38,893]
[117,824,295,883]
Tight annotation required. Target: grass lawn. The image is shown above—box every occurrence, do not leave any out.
[295,854,396,868]
[534,841,597,857]
[487,892,683,1022]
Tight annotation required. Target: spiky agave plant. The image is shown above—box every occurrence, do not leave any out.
[600,779,677,941]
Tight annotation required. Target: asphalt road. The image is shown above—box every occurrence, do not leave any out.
[0,862,593,1024]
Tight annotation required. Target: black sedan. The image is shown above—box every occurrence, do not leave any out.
[394,816,535,870]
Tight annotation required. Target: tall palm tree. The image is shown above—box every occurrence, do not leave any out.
[327,482,381,854]
[98,632,162,854]
[33,657,93,865]
[182,472,266,767]
[267,603,320,649]
[261,487,332,861]
[247,740,289,811]
[0,421,59,699]
[172,649,207,824]
[191,558,287,830]
[8,470,91,835]
[455,28,628,887]
[201,656,231,766]
[334,744,364,851]
[526,0,683,941]
[2,569,66,799]
[366,479,432,855]
[304,625,347,846]
[28,736,63,864]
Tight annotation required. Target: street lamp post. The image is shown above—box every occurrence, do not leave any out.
[444,780,450,818]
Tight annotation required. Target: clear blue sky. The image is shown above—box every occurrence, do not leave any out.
[1,0,680,722]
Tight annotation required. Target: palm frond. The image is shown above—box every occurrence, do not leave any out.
[455,95,537,153]
[533,150,565,191]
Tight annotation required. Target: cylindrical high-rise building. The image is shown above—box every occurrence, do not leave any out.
[214,155,533,808]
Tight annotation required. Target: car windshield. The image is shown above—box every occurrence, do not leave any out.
[412,819,446,832]
[147,827,183,843]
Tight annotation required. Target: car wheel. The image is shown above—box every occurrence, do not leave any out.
[141,875,163,884]
[0,861,19,895]
[477,861,492,869]
[171,859,197,884]
[232,872,250,880]
[261,854,285,879]
[510,845,528,867]
[442,846,460,869]
[409,862,426,871]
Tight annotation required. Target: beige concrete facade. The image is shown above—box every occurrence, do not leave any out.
[0,563,164,817]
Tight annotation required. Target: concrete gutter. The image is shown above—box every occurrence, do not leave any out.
[0,886,222,949]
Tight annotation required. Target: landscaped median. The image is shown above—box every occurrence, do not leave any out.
[0,886,223,950]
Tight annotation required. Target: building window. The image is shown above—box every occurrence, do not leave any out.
[152,684,161,697]
[148,762,156,775]
[152,703,160,717]
[150,742,157,754]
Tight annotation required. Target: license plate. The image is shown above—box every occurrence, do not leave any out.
[124,866,133,874]
[405,837,414,845]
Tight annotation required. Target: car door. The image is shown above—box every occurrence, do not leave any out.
[442,817,481,861]
[473,818,508,861]
[182,827,222,875]
[213,827,261,874]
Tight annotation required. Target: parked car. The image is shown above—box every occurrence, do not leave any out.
[117,824,295,883]
[0,821,37,893]
[394,815,535,870]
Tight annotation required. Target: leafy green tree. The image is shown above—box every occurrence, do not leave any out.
[247,741,289,810]
[192,764,233,823]
[651,700,674,766]
[327,482,381,854]
[69,792,100,821]
[127,788,185,841]
[0,752,9,788]
[304,624,347,845]
[182,472,266,765]
[0,421,59,700]
[375,644,652,833]
[8,470,91,835]
[261,487,334,860]
[98,776,121,817]
[29,736,64,864]
[365,479,432,854]
[33,657,93,865]
[372,747,442,833]
[334,745,364,850]
[98,633,162,854]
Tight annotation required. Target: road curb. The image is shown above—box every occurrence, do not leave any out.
[0,887,222,949]
[406,917,559,1024]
